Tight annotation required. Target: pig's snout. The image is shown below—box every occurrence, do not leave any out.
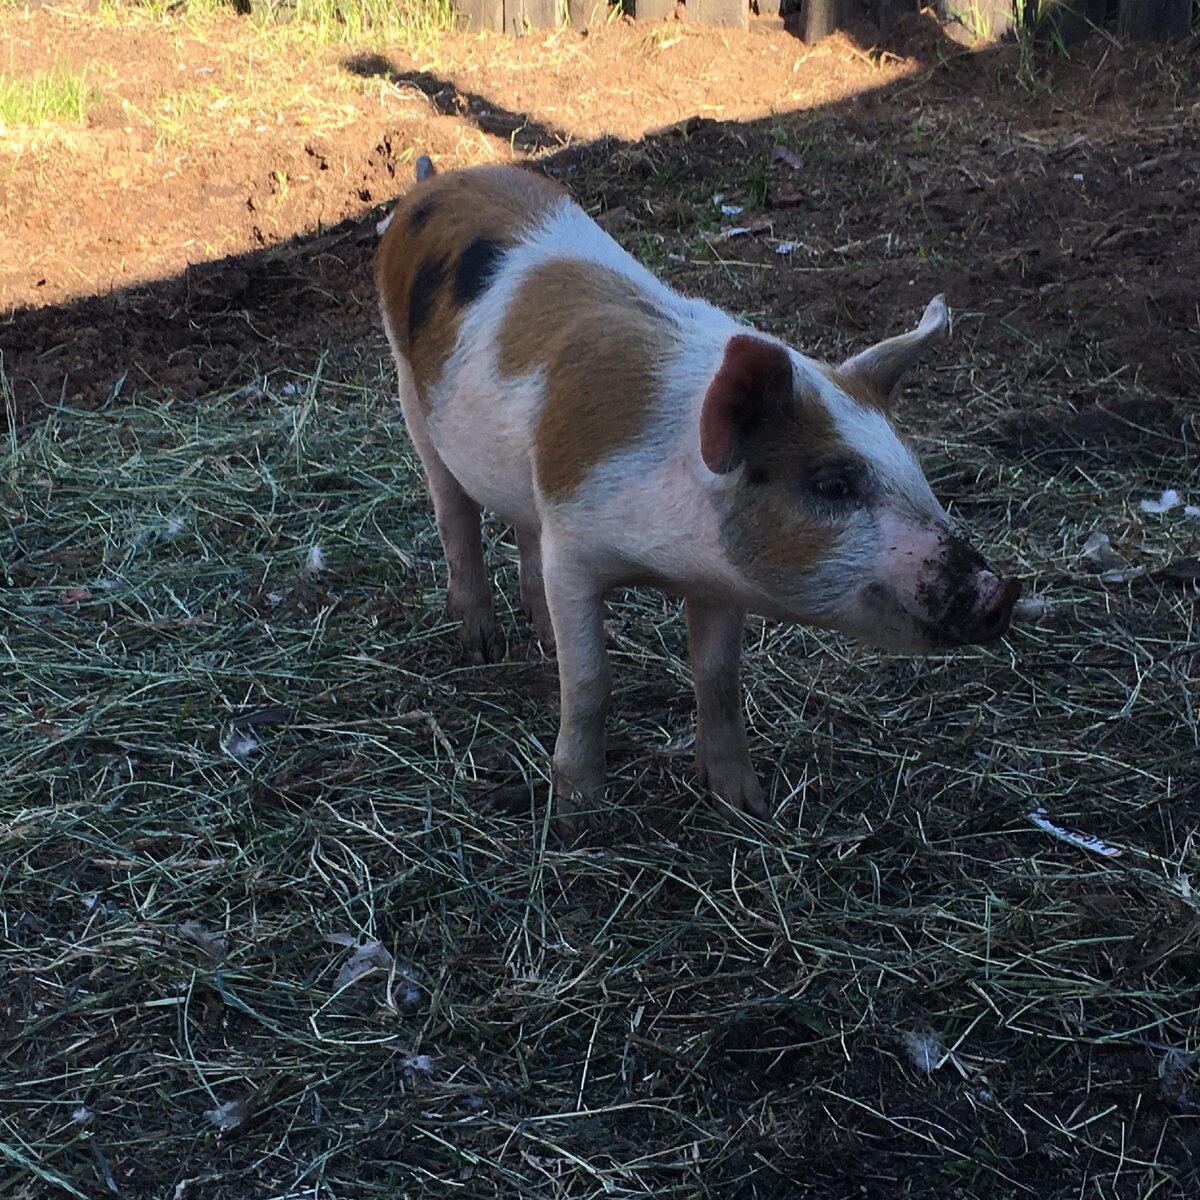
[838,522,1021,654]
[923,532,1021,647]
[960,571,1022,644]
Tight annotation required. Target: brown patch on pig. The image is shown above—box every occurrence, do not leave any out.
[720,370,846,586]
[374,165,565,404]
[821,363,891,413]
[498,261,666,502]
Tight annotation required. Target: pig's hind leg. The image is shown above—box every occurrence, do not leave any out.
[685,596,767,820]
[516,527,555,652]
[398,376,500,665]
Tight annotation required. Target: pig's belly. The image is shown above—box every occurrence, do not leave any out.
[428,388,540,530]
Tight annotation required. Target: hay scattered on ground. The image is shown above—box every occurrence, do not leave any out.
[3,353,1197,1196]
[4,37,1200,1197]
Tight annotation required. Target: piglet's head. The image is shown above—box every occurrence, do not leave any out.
[701,297,1020,653]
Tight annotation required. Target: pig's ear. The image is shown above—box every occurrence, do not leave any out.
[837,295,949,402]
[700,335,794,475]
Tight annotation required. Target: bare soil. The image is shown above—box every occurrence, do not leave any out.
[2,6,916,413]
[3,6,1196,435]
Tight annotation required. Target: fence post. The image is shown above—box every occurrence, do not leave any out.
[505,0,565,31]
[688,0,750,29]
[1118,0,1192,41]
[800,0,840,42]
[568,0,605,28]
[453,0,505,31]
[629,0,678,20]
[934,0,1015,39]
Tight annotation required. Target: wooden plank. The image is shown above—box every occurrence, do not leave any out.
[795,0,881,43]
[567,0,606,29]
[452,0,505,31]
[689,0,749,29]
[935,0,1014,40]
[800,0,840,42]
[629,0,677,20]
[1118,0,1191,41]
[506,0,565,32]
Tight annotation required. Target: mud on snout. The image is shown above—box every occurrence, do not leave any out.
[857,530,1022,654]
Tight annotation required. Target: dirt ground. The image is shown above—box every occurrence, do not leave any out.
[3,6,1200,1200]
[2,5,1195,428]
[2,5,915,416]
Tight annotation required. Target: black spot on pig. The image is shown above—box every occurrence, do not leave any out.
[453,237,505,307]
[408,255,446,344]
[408,199,437,232]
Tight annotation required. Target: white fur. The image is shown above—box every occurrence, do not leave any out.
[429,200,742,555]
[425,196,950,617]
[765,350,946,525]
[821,384,946,523]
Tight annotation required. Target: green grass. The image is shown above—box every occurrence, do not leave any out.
[99,0,455,45]
[2,33,1200,1198]
[279,0,455,45]
[97,0,229,18]
[0,65,101,127]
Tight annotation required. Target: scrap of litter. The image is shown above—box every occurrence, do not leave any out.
[1025,806,1123,858]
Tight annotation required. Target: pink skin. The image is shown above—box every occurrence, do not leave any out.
[378,163,1015,828]
[840,512,1021,653]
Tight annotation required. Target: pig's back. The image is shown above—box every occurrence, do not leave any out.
[376,164,736,533]
[373,164,568,405]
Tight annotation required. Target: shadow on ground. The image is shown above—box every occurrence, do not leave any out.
[344,52,570,153]
[2,17,1193,460]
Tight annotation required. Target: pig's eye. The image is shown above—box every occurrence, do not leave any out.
[811,469,859,503]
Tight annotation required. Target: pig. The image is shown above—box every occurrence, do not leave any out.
[374,156,1020,827]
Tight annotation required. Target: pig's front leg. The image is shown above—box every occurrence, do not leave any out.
[685,596,767,820]
[542,538,611,832]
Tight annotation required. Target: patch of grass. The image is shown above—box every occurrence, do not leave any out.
[951,0,999,42]
[261,0,454,46]
[743,165,769,210]
[98,0,236,17]
[130,82,216,147]
[643,21,684,52]
[100,0,455,47]
[3,50,1200,1196]
[0,64,101,127]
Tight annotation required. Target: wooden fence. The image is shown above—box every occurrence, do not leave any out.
[451,0,1196,43]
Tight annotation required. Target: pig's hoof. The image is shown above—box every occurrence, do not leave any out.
[552,796,590,845]
[553,807,586,845]
[521,598,557,655]
[551,772,601,842]
[454,613,503,665]
[532,617,556,656]
[701,761,768,821]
